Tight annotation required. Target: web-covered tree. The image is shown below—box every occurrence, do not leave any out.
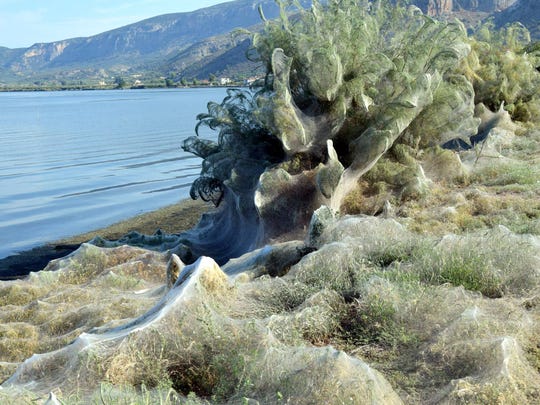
[178,0,530,264]
[461,20,540,122]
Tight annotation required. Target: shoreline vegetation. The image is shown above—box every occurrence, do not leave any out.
[0,81,252,93]
[0,199,209,280]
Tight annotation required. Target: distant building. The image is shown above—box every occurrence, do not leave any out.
[244,76,263,86]
[220,77,232,85]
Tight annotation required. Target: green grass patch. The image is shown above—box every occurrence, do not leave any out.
[413,241,505,298]
[340,296,417,349]
[471,161,540,188]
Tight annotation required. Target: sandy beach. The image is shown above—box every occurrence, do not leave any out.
[0,198,210,280]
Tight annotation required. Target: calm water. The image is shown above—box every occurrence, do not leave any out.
[0,88,226,259]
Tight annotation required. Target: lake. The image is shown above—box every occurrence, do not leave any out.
[0,88,226,260]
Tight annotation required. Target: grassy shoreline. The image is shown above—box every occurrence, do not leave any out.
[0,198,210,280]
[53,198,209,245]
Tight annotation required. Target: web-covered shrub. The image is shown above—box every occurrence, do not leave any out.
[183,88,285,204]
[179,0,533,262]
[251,0,478,153]
[463,20,540,122]
[186,0,478,209]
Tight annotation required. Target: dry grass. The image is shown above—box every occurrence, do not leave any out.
[0,246,168,373]
[54,199,209,245]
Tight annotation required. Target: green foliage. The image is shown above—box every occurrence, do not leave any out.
[525,40,540,69]
[410,231,536,298]
[471,161,540,187]
[114,76,127,89]
[341,295,415,348]
[165,78,175,88]
[417,248,503,298]
[463,20,540,122]
[365,238,421,268]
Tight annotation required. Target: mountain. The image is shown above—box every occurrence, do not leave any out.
[494,0,540,38]
[166,37,259,81]
[0,0,306,88]
[16,1,269,70]
[454,0,517,12]
[398,0,516,16]
[0,0,537,90]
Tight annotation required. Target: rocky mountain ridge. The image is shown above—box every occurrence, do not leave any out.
[414,0,517,16]
[0,0,297,87]
[494,0,539,38]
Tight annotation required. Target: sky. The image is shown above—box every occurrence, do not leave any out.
[0,0,229,49]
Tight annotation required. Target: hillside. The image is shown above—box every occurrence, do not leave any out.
[0,0,304,89]
[0,0,537,90]
[494,0,540,38]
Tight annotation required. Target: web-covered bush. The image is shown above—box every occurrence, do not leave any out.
[463,20,540,122]
[179,0,536,262]
[251,0,478,152]
[183,88,285,205]
[187,0,476,207]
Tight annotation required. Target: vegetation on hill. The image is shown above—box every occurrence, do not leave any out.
[494,0,540,39]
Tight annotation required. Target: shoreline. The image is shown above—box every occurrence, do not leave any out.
[0,198,210,280]
[0,84,246,93]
